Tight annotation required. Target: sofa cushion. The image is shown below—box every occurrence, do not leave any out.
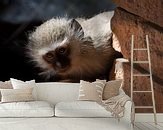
[103,79,122,100]
[0,80,13,101]
[0,88,34,103]
[78,80,106,101]
[55,101,112,117]
[10,78,35,89]
[10,78,37,100]
[0,81,12,89]
[0,101,54,117]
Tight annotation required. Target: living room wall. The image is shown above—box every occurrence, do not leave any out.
[0,0,162,113]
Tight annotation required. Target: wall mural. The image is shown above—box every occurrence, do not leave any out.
[0,0,162,113]
[27,13,122,82]
[0,0,117,82]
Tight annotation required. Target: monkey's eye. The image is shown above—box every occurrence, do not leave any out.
[58,47,66,54]
[44,52,54,61]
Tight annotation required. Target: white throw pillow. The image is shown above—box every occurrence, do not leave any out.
[10,78,37,100]
[0,101,54,117]
[0,80,13,102]
[10,78,35,89]
[78,80,106,101]
[0,88,34,103]
[55,101,112,117]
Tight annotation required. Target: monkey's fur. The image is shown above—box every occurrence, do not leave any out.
[27,12,122,82]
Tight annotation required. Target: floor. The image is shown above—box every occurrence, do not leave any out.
[134,122,163,130]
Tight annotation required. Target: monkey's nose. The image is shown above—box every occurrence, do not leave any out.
[56,62,62,68]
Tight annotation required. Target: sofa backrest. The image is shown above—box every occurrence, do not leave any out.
[36,82,80,105]
[35,82,125,106]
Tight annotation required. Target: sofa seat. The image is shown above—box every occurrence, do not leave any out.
[55,101,112,117]
[0,101,54,117]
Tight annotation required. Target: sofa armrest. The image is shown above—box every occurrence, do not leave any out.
[119,89,134,123]
[123,101,133,122]
[116,101,133,130]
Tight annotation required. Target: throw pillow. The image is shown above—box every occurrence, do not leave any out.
[102,79,122,100]
[78,80,106,102]
[10,78,36,89]
[10,78,37,100]
[1,88,34,103]
[0,81,12,89]
[0,80,13,101]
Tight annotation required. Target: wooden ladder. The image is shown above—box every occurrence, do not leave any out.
[131,35,157,125]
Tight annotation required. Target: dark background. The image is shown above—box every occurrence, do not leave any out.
[0,0,116,82]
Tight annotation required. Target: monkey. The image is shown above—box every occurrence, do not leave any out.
[27,12,122,82]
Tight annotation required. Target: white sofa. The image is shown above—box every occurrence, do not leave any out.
[0,82,133,130]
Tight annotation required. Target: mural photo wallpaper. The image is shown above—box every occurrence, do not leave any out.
[0,0,117,83]
[0,0,163,113]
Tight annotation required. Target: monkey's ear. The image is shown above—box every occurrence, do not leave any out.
[69,19,84,39]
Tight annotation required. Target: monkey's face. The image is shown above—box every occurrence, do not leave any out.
[28,18,90,75]
[42,44,71,73]
[41,35,89,74]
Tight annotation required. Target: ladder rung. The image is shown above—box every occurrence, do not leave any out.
[133,91,152,93]
[133,61,149,63]
[133,74,150,76]
[135,106,153,109]
[133,48,148,51]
